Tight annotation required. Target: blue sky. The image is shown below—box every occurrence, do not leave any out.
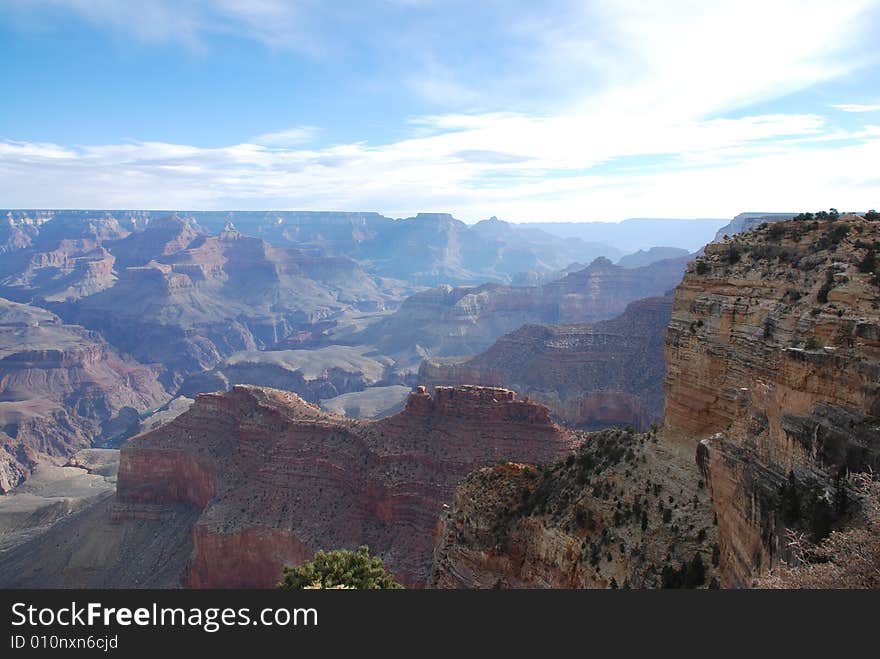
[1,0,878,221]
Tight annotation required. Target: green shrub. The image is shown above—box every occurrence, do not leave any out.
[278,546,403,589]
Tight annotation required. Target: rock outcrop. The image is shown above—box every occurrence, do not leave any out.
[664,215,880,585]
[431,428,718,588]
[419,295,672,430]
[711,212,797,242]
[0,298,168,492]
[116,384,579,587]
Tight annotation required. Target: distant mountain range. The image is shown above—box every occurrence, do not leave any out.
[3,210,723,283]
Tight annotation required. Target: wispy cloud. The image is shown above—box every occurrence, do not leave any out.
[833,104,880,113]
[252,126,319,146]
[2,0,323,52]
[1,109,876,219]
[1,0,878,218]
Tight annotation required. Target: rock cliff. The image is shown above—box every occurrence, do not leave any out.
[664,215,880,585]
[116,384,579,587]
[419,295,672,431]
[0,298,168,492]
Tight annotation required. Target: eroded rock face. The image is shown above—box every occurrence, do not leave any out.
[361,256,687,367]
[419,296,672,430]
[0,298,168,492]
[116,384,579,587]
[431,428,718,588]
[178,345,399,402]
[664,216,880,585]
[57,226,389,388]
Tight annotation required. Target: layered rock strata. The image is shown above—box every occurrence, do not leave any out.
[116,384,579,587]
[431,428,718,588]
[664,215,880,585]
[0,298,168,492]
[419,296,672,430]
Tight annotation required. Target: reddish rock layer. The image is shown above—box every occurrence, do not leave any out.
[117,384,579,587]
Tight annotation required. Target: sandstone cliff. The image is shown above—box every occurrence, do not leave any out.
[419,295,672,430]
[116,384,579,587]
[664,215,880,585]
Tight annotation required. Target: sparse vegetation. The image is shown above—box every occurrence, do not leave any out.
[758,475,880,589]
[817,268,834,304]
[278,546,403,589]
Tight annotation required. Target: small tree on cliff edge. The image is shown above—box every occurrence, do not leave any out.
[278,546,403,590]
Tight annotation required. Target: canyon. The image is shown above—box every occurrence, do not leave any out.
[2,209,877,591]
[0,298,167,493]
[419,295,672,430]
[433,214,880,589]
[357,256,686,367]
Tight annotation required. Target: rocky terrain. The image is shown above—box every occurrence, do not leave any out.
[318,385,411,419]
[617,247,689,268]
[1,210,619,287]
[420,296,672,430]
[430,214,880,589]
[178,345,400,401]
[432,427,717,588]
[0,214,130,303]
[712,212,798,242]
[358,256,687,366]
[53,222,392,388]
[665,214,880,585]
[114,384,579,588]
[0,298,168,492]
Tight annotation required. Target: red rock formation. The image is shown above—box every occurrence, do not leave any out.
[116,384,579,587]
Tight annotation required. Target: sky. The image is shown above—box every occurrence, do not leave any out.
[0,0,878,222]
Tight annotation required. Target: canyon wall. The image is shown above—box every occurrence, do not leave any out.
[116,384,579,587]
[663,215,880,585]
[419,295,672,430]
[0,298,168,492]
[361,256,687,366]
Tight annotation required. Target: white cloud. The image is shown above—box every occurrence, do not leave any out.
[0,108,876,219]
[833,104,880,113]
